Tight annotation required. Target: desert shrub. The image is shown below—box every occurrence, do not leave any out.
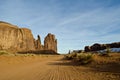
[65,53,77,60]
[75,53,93,65]
[65,53,93,65]
[71,53,77,58]
[106,47,111,53]
[65,54,73,60]
[98,48,111,57]
[0,51,8,55]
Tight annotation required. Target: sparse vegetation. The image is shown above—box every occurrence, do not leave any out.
[0,52,120,80]
[65,53,93,65]
[65,53,77,60]
[106,47,111,53]
[76,53,93,64]
[0,50,9,55]
[98,48,111,57]
[65,52,120,65]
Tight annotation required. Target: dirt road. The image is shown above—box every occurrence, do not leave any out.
[0,55,120,80]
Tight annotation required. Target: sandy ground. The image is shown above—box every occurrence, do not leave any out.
[0,54,120,80]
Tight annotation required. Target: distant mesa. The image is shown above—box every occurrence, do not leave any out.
[84,42,120,52]
[69,42,120,54]
[0,21,57,54]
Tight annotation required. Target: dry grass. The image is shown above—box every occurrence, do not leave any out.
[65,53,93,65]
[0,50,12,55]
[65,52,120,65]
[76,53,93,64]
[93,53,120,64]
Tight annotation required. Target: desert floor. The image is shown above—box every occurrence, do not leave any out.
[0,54,120,80]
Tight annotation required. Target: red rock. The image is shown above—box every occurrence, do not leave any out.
[0,21,35,52]
[0,21,58,54]
[44,33,57,53]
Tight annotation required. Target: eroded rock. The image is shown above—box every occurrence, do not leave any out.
[0,22,35,52]
[0,21,58,54]
[44,33,57,53]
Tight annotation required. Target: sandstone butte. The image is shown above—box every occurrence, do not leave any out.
[0,21,57,54]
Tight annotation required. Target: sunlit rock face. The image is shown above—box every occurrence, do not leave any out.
[0,21,57,54]
[44,33,57,53]
[34,35,44,50]
[0,21,35,51]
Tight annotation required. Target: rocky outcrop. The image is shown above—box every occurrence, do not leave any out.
[44,33,57,53]
[0,21,58,54]
[84,46,91,52]
[34,33,57,53]
[34,35,44,50]
[0,22,35,51]
[84,42,120,52]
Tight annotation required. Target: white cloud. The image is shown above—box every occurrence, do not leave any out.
[0,0,120,53]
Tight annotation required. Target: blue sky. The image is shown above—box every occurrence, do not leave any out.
[0,0,120,53]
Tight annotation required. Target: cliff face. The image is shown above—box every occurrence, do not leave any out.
[0,21,57,53]
[0,22,35,51]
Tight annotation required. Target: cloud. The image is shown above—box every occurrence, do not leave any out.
[52,5,120,52]
[54,6,120,34]
[0,0,120,53]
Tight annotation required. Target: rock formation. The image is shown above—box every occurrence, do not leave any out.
[84,46,91,52]
[44,33,57,53]
[0,22,35,51]
[84,42,120,52]
[34,35,44,50]
[0,21,57,54]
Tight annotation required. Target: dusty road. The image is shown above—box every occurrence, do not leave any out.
[0,55,120,80]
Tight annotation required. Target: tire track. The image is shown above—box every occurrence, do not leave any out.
[0,55,120,80]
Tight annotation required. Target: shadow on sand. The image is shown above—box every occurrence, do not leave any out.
[48,58,120,74]
[47,57,80,66]
[90,62,120,73]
